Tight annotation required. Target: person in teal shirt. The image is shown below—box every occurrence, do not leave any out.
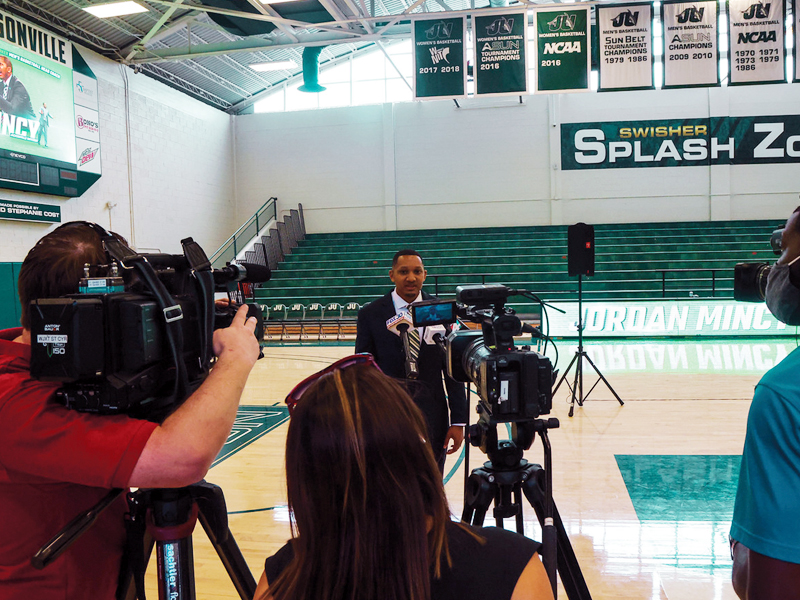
[731,206,800,599]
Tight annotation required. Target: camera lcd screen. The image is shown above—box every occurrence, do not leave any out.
[411,300,457,327]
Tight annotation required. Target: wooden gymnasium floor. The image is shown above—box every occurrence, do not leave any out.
[143,337,797,600]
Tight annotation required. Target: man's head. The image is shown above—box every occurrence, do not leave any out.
[18,222,111,330]
[389,249,426,303]
[777,206,800,265]
[0,57,12,82]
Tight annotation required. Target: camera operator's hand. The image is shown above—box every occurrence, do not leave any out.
[213,303,261,367]
[129,304,261,489]
[444,425,465,455]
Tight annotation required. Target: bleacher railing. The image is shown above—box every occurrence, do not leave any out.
[210,197,278,269]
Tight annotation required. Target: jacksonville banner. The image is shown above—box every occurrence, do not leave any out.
[727,0,785,85]
[533,6,591,93]
[660,0,720,88]
[412,16,466,100]
[473,12,528,96]
[596,2,654,91]
[561,114,800,169]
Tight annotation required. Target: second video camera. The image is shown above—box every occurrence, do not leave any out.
[411,284,553,423]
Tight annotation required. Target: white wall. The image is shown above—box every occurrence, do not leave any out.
[0,46,235,262]
[235,83,800,233]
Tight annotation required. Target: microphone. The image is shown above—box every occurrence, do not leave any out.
[386,313,419,380]
[213,262,272,287]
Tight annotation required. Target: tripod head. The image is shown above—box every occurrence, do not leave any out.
[467,403,560,470]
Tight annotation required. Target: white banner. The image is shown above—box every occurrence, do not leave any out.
[661,0,720,87]
[727,0,785,84]
[597,3,655,90]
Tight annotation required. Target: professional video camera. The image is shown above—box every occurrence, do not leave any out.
[734,227,784,302]
[412,283,553,423]
[28,222,269,421]
[411,285,591,598]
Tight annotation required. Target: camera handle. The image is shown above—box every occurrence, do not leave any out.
[119,482,256,600]
[461,418,591,600]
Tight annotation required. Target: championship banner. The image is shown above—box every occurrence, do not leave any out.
[660,0,720,88]
[412,16,466,100]
[533,6,591,93]
[727,0,785,85]
[473,12,528,96]
[596,2,655,91]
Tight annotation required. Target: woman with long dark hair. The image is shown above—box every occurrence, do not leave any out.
[255,354,553,600]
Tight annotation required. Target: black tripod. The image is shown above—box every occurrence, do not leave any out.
[33,481,256,600]
[461,409,592,600]
[553,274,623,417]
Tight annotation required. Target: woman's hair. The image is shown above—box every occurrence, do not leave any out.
[270,364,453,600]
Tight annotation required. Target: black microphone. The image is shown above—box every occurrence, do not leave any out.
[213,262,272,286]
[386,313,419,380]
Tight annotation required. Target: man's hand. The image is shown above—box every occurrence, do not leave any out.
[213,304,260,366]
[129,304,261,489]
[444,425,465,455]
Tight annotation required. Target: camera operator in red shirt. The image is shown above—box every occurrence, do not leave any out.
[0,222,261,599]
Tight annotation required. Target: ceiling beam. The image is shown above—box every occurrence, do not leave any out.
[129,29,409,63]
[126,0,188,60]
[121,12,199,56]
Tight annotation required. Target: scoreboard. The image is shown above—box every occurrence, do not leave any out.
[0,10,101,198]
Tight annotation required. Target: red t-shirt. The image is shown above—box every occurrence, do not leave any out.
[0,328,158,600]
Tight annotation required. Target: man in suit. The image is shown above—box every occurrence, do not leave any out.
[0,56,35,119]
[355,249,468,471]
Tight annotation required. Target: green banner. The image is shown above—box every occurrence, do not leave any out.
[561,114,800,169]
[547,300,793,337]
[0,199,60,223]
[473,12,528,96]
[534,7,590,93]
[412,17,466,100]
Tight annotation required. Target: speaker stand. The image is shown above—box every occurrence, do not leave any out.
[552,275,624,417]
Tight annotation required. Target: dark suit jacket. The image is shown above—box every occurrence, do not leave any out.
[355,291,468,462]
[0,76,34,118]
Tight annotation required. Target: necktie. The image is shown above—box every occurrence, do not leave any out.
[407,328,421,361]
[3,84,7,100]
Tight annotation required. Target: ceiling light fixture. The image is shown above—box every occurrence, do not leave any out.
[259,0,301,5]
[83,1,148,18]
[250,60,297,71]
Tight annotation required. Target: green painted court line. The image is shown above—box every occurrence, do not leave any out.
[229,505,285,515]
[212,405,291,467]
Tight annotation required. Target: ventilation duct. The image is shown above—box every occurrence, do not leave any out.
[298,46,327,93]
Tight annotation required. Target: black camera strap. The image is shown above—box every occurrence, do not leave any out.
[85,222,190,406]
[125,255,189,406]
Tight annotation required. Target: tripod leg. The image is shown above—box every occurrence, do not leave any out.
[583,352,624,406]
[523,478,592,600]
[552,352,578,396]
[571,352,582,408]
[197,508,257,600]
